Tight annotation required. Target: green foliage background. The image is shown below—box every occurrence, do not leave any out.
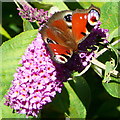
[1,1,120,119]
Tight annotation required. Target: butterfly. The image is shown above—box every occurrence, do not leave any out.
[40,5,100,64]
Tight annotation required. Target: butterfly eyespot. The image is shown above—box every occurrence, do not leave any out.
[90,16,97,22]
[64,14,72,22]
[54,54,68,64]
[45,38,57,44]
[88,9,100,26]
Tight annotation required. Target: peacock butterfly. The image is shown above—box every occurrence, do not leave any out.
[40,5,100,64]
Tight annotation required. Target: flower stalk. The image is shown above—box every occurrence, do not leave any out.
[91,57,120,78]
[95,39,120,58]
[91,39,120,78]
[14,0,32,8]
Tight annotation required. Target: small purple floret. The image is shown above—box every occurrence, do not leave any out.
[17,5,49,24]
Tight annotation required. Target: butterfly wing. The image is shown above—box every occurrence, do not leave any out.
[72,4,100,43]
[40,11,77,64]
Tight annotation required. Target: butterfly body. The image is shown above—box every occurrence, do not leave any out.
[40,5,100,64]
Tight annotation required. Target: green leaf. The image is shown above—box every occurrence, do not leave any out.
[40,87,69,119]
[64,82,86,118]
[64,76,90,118]
[112,38,120,50]
[44,86,70,114]
[96,100,120,118]
[42,0,69,10]
[54,87,70,113]
[103,58,115,83]
[100,2,119,40]
[0,24,11,39]
[108,26,120,41]
[72,76,91,109]
[110,45,119,68]
[42,76,90,118]
[0,98,26,118]
[102,77,120,98]
[23,19,34,31]
[1,29,38,118]
[79,2,105,9]
[31,0,52,10]
[92,64,103,78]
[63,1,83,10]
[0,29,38,99]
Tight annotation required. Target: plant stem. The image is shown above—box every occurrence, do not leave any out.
[14,0,33,8]
[91,39,120,78]
[91,57,120,78]
[96,39,120,58]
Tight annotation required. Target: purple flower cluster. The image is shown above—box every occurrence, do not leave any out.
[17,5,49,24]
[4,33,65,117]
